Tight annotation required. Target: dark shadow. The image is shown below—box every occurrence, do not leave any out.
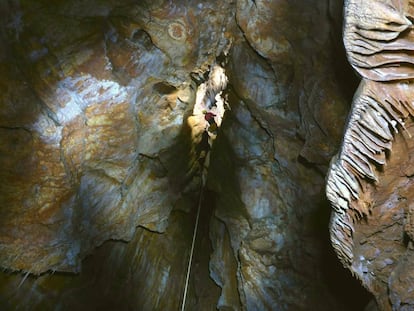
[314,196,373,311]
[328,1,360,102]
[185,189,221,309]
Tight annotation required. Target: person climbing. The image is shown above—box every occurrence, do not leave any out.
[204,111,217,133]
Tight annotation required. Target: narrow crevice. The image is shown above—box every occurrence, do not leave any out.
[185,190,221,310]
[183,98,242,310]
[179,61,231,310]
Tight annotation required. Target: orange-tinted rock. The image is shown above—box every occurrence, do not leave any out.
[0,1,200,274]
[0,0,365,310]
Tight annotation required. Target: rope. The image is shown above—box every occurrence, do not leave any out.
[180,186,203,311]
[180,62,228,310]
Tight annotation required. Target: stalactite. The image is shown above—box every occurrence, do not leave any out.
[327,80,414,265]
[328,0,414,267]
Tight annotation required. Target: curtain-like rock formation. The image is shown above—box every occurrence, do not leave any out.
[327,0,414,310]
[0,0,366,310]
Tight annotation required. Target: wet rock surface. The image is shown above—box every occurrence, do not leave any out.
[0,0,371,310]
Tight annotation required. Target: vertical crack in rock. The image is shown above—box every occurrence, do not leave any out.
[188,63,229,182]
[184,61,230,309]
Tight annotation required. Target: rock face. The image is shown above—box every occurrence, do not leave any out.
[327,0,414,310]
[0,0,366,310]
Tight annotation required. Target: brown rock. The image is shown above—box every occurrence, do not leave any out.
[0,0,367,310]
[327,1,414,310]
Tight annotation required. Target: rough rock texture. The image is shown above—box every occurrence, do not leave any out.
[0,0,367,310]
[327,0,414,310]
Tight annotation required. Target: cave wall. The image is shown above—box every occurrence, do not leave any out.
[326,1,414,310]
[0,0,361,310]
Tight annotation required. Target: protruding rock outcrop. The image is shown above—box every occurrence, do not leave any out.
[327,0,414,309]
[343,0,414,81]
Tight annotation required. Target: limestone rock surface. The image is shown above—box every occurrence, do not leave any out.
[0,0,365,310]
[327,1,414,310]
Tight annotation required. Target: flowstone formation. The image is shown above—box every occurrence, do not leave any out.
[0,0,365,310]
[327,0,414,309]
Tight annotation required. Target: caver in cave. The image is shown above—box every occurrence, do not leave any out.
[0,0,381,310]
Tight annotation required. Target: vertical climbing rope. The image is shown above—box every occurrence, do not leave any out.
[180,62,228,310]
[180,184,203,311]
